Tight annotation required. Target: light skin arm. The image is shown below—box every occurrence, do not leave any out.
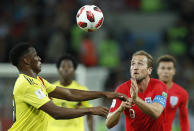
[179,99,189,131]
[49,86,128,101]
[39,100,109,120]
[106,100,132,129]
[131,78,164,119]
[87,115,94,131]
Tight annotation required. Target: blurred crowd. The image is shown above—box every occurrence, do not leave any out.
[0,0,194,115]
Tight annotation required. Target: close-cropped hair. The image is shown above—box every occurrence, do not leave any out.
[9,43,32,67]
[56,54,78,70]
[132,50,154,68]
[157,55,176,68]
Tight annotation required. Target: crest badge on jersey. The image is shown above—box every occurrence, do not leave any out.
[145,97,152,104]
[170,96,178,107]
[35,89,46,99]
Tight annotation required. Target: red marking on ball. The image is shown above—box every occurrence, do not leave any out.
[94,7,102,13]
[78,22,87,28]
[86,11,95,22]
[77,7,85,18]
[95,17,103,28]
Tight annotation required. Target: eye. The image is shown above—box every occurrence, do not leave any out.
[138,62,143,65]
[131,63,135,66]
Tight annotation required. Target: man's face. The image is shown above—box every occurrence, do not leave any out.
[157,61,175,83]
[26,47,41,74]
[59,59,75,80]
[130,55,152,82]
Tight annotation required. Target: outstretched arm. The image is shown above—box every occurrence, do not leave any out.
[49,86,128,101]
[40,100,108,119]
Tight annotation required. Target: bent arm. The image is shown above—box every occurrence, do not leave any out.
[39,100,108,119]
[106,99,132,129]
[106,109,123,129]
[135,97,164,119]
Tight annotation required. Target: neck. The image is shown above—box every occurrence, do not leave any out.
[60,78,72,86]
[137,76,150,92]
[18,63,38,78]
[19,69,37,78]
[164,80,173,89]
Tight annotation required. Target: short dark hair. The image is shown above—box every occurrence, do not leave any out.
[9,43,32,67]
[132,50,154,68]
[56,54,78,70]
[157,55,176,68]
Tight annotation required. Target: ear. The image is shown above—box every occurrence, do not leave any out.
[23,57,31,65]
[148,67,152,75]
[173,68,176,76]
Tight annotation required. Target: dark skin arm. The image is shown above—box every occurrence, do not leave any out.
[87,115,94,131]
[40,100,109,120]
[48,86,128,102]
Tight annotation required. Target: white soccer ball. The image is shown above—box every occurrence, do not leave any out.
[76,5,104,32]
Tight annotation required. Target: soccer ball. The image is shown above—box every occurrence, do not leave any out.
[76,5,104,32]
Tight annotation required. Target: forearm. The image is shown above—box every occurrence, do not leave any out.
[49,87,106,101]
[135,97,163,119]
[106,109,123,129]
[179,108,189,131]
[67,89,106,101]
[49,106,92,120]
[87,115,94,131]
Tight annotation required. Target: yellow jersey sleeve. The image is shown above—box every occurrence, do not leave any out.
[23,85,50,109]
[39,77,56,93]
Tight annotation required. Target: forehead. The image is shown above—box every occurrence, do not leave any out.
[25,47,36,57]
[158,61,174,67]
[28,47,36,54]
[60,59,73,66]
[131,55,147,62]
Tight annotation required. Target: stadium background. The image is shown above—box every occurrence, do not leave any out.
[0,0,194,131]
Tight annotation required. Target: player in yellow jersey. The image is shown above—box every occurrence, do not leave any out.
[47,54,94,131]
[8,43,128,131]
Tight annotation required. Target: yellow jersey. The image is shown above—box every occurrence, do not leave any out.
[9,74,56,131]
[47,80,92,131]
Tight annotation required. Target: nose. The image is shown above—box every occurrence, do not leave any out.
[133,64,138,70]
[38,56,41,61]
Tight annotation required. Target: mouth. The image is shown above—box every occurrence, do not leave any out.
[162,75,168,78]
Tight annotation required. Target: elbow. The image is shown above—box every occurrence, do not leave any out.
[105,121,113,129]
[105,118,117,129]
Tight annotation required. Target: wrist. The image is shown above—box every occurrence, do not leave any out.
[87,108,93,115]
[118,106,124,112]
[101,92,107,98]
[133,97,140,104]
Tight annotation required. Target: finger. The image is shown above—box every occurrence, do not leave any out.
[131,84,136,92]
[131,81,138,92]
[118,94,128,101]
[102,109,108,117]
[123,102,131,108]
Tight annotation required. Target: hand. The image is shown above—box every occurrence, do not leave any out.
[118,98,133,112]
[130,78,138,102]
[90,106,109,117]
[104,92,129,102]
